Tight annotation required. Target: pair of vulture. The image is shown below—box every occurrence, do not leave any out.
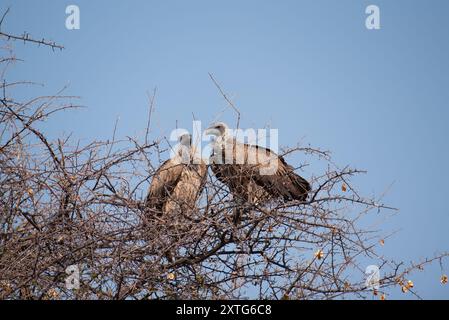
[145,122,310,216]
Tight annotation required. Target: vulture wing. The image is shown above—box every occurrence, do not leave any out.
[164,161,207,213]
[211,139,310,203]
[249,145,311,201]
[211,141,275,203]
[146,158,184,214]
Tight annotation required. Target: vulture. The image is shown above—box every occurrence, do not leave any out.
[204,122,310,205]
[145,133,207,216]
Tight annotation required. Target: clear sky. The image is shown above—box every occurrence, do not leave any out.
[2,0,448,299]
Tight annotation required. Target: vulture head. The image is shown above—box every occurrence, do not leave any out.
[178,133,192,147]
[204,121,230,141]
[205,122,233,165]
[176,133,203,164]
[176,133,193,164]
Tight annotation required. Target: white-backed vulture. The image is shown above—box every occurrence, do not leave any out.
[204,122,310,205]
[145,134,207,216]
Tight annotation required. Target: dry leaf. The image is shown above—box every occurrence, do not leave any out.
[341,184,347,192]
[0,280,12,294]
[167,272,175,280]
[196,275,204,285]
[314,249,324,260]
[379,239,385,246]
[47,288,59,299]
[401,286,408,293]
[406,280,414,289]
[441,274,448,285]
[380,294,386,300]
[27,188,34,196]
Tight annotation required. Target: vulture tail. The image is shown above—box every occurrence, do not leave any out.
[287,171,311,202]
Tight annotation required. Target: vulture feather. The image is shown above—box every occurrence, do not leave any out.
[205,122,310,204]
[145,134,207,216]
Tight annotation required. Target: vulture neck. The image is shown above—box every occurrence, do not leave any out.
[211,134,240,165]
[175,145,202,165]
[214,134,234,150]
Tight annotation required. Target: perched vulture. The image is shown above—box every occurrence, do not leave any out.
[145,134,207,216]
[204,122,310,205]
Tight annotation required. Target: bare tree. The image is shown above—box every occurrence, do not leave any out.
[0,11,447,300]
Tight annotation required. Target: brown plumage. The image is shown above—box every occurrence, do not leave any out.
[145,134,207,216]
[206,122,310,205]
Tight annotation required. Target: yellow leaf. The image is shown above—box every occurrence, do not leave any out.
[314,249,324,260]
[406,280,414,289]
[167,272,175,280]
[196,275,205,285]
[47,288,59,299]
[441,274,448,285]
[27,188,34,196]
[0,280,12,293]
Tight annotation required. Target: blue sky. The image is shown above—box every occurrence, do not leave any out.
[2,0,448,299]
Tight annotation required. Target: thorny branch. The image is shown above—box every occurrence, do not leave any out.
[0,8,64,51]
[0,17,448,300]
